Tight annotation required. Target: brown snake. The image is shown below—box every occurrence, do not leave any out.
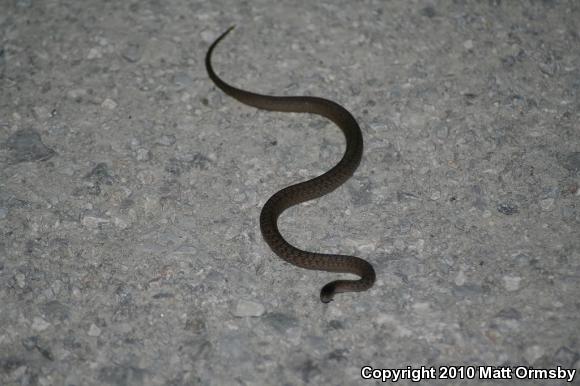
[205,27,375,303]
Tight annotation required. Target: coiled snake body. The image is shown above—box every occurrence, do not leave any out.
[206,27,375,302]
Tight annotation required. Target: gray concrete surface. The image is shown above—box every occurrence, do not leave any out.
[1,0,579,385]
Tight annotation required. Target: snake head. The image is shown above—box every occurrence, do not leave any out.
[320,282,337,303]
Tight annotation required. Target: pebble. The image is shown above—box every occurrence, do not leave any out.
[454,270,466,286]
[81,215,109,228]
[15,273,26,288]
[524,345,544,364]
[87,47,102,59]
[31,317,50,331]
[233,300,265,317]
[430,190,441,200]
[135,148,151,161]
[503,276,521,291]
[539,197,554,211]
[122,42,142,63]
[101,98,118,110]
[156,135,177,146]
[88,323,101,337]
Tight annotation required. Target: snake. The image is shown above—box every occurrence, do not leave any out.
[205,26,375,303]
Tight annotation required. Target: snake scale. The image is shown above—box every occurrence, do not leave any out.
[205,27,375,302]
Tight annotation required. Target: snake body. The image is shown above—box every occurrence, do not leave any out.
[205,27,375,302]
